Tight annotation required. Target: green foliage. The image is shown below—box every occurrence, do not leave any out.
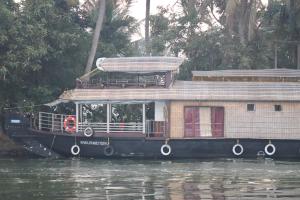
[86,1,138,59]
[150,0,300,79]
[149,8,170,56]
[0,0,89,111]
[0,0,139,116]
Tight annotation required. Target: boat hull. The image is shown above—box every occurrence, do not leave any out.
[4,127,300,159]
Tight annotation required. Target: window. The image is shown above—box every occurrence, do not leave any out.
[247,104,255,111]
[274,104,282,111]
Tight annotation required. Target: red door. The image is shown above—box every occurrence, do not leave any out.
[211,107,224,137]
[184,107,200,137]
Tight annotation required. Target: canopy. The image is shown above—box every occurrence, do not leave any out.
[96,57,184,73]
[59,80,300,102]
[192,68,300,78]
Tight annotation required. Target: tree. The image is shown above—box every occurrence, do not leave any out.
[149,8,170,56]
[149,0,300,79]
[145,0,150,55]
[225,0,259,46]
[90,1,138,58]
[82,0,137,75]
[84,0,106,76]
[0,0,89,111]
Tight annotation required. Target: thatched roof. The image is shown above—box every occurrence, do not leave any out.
[96,57,184,73]
[192,68,300,77]
[59,80,300,102]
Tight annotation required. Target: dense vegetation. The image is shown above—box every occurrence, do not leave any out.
[0,0,300,112]
[0,0,136,111]
[150,0,300,79]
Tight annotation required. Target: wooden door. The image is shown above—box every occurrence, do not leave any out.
[184,107,200,137]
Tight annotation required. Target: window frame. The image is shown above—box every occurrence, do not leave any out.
[183,106,224,138]
[247,104,255,112]
[274,104,282,112]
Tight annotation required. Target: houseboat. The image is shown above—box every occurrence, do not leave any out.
[4,57,300,159]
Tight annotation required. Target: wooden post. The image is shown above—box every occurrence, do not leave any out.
[274,43,278,69]
[143,103,146,134]
[80,104,83,126]
[107,103,110,133]
[297,43,300,69]
[39,112,41,130]
[60,115,63,133]
[51,113,54,132]
[75,103,79,133]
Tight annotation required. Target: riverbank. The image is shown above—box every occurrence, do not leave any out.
[0,128,27,157]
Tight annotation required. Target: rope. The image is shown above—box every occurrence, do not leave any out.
[79,68,100,80]
[50,135,56,150]
[49,135,56,156]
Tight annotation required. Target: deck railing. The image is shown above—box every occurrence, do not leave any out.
[76,78,166,89]
[37,112,166,136]
[38,112,74,132]
[78,122,143,133]
[146,120,166,137]
[78,122,107,133]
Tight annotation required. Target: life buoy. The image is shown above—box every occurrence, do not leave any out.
[119,121,125,129]
[64,116,76,133]
[83,127,94,137]
[264,143,276,156]
[232,144,244,156]
[104,145,114,156]
[161,144,171,156]
[71,145,80,155]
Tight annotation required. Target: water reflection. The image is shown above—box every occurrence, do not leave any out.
[0,158,300,199]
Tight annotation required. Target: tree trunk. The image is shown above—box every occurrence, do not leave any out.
[288,0,297,67]
[84,0,106,78]
[238,0,248,46]
[248,0,256,41]
[225,0,238,37]
[145,0,150,56]
[288,0,297,40]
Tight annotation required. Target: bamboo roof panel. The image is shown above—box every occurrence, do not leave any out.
[96,57,184,73]
[60,81,300,102]
[192,68,300,78]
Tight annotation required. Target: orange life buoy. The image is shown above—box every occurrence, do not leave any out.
[119,121,125,129]
[64,116,76,133]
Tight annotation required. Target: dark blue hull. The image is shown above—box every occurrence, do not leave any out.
[5,127,300,159]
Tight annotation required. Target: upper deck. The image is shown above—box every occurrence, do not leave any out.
[64,60,300,103]
[76,57,184,89]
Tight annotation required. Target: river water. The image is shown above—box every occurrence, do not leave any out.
[0,158,300,199]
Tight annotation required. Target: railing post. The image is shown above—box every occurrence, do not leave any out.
[51,113,54,132]
[143,103,146,134]
[107,103,110,133]
[61,115,63,133]
[75,102,79,133]
[39,112,41,130]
